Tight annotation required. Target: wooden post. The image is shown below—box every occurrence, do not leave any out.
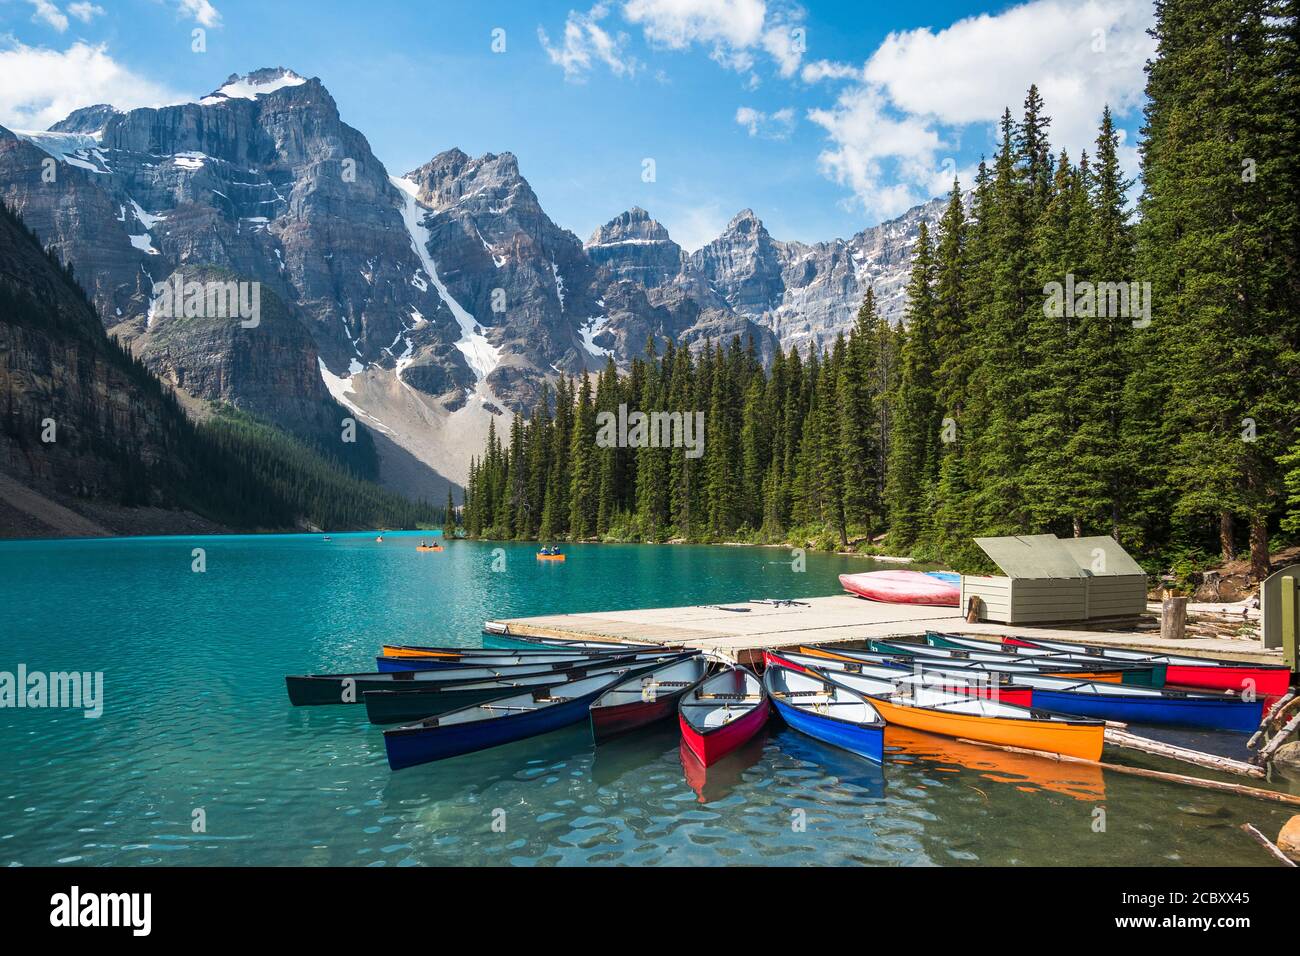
[1282,575,1296,671]
[1160,595,1187,641]
[965,595,984,624]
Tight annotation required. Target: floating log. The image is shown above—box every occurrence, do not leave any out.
[1104,728,1264,778]
[1241,823,1297,866]
[955,738,1300,806]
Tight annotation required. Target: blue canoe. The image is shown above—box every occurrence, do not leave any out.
[763,661,885,764]
[383,656,687,770]
[1006,673,1263,732]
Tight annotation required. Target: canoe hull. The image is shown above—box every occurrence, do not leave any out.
[1165,665,1289,698]
[364,686,524,724]
[679,698,771,767]
[868,696,1104,761]
[384,691,599,770]
[772,697,884,764]
[1030,689,1263,733]
[591,695,679,741]
[839,571,959,607]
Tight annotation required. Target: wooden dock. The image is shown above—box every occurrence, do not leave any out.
[488,594,1284,666]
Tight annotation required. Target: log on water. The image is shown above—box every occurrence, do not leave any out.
[1241,823,1297,866]
[1104,728,1265,778]
[953,738,1300,807]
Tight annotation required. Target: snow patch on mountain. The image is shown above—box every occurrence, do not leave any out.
[391,174,501,386]
[200,69,307,105]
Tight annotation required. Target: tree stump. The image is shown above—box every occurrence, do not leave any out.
[1160,595,1188,641]
[965,595,984,623]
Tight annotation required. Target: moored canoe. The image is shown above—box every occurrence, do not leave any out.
[999,635,1291,697]
[286,654,649,706]
[924,633,1167,686]
[679,666,771,766]
[764,661,885,763]
[869,639,1158,685]
[590,655,711,742]
[792,646,1034,707]
[363,655,682,724]
[383,657,679,770]
[768,651,1105,761]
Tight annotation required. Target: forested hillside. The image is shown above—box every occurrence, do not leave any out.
[0,200,440,536]
[462,0,1299,577]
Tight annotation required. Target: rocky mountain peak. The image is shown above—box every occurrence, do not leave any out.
[200,67,310,105]
[48,104,120,134]
[587,206,673,246]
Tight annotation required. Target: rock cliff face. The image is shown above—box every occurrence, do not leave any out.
[0,65,947,487]
[0,202,228,531]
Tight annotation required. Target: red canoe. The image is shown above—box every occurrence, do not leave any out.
[679,666,770,766]
[1002,636,1291,697]
[839,571,960,607]
[590,655,711,742]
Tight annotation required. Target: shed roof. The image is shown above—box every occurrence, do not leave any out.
[1058,536,1146,577]
[973,534,1088,579]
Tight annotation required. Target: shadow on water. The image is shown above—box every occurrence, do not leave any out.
[768,726,887,800]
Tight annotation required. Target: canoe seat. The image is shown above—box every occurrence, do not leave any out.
[699,693,762,701]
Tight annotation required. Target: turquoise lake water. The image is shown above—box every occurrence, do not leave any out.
[0,533,1290,866]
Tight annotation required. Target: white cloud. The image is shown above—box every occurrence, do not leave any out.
[0,40,189,131]
[659,199,729,253]
[807,0,1155,217]
[735,105,795,139]
[28,0,69,32]
[177,0,221,27]
[622,0,805,77]
[808,85,946,219]
[68,2,106,23]
[864,0,1154,155]
[800,59,862,84]
[539,3,640,80]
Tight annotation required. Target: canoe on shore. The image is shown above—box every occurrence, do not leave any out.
[383,658,678,770]
[363,656,683,724]
[997,635,1292,697]
[923,634,1167,686]
[839,570,960,606]
[679,667,771,766]
[590,655,711,741]
[764,661,885,763]
[768,651,1105,762]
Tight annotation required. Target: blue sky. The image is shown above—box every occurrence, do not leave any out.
[0,0,1154,249]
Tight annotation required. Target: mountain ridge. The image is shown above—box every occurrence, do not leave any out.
[0,66,947,491]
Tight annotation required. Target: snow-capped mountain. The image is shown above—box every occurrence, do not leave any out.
[0,67,944,493]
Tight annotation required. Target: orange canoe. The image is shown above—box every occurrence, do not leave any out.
[768,651,1105,762]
